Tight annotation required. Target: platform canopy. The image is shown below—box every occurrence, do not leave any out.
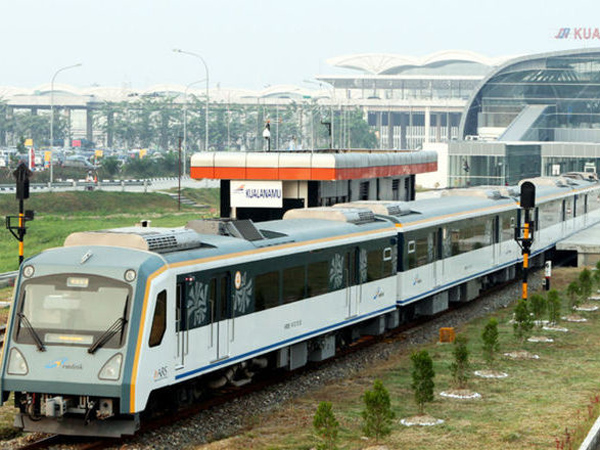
[190,151,437,181]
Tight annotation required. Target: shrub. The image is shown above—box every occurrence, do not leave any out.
[450,334,470,389]
[513,299,533,342]
[566,281,581,310]
[411,350,435,415]
[313,401,339,450]
[579,268,593,302]
[547,289,562,325]
[482,317,500,368]
[361,379,395,442]
[529,293,547,325]
[593,261,600,291]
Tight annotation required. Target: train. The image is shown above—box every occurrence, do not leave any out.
[0,175,599,437]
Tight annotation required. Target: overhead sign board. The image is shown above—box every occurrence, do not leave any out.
[230,180,283,208]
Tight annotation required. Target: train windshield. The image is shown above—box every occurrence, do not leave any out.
[16,274,131,349]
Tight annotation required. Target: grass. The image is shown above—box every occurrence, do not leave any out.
[0,189,220,272]
[194,267,600,449]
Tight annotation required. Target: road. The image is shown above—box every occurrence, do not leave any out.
[0,177,219,194]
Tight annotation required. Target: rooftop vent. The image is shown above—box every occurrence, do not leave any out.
[283,207,376,224]
[333,201,412,217]
[64,227,204,254]
[186,219,265,241]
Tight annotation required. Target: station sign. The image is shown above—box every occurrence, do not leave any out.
[230,180,283,208]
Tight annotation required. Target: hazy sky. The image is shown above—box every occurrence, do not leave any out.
[1,0,598,90]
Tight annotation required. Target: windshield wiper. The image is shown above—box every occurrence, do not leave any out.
[88,317,127,354]
[17,313,46,352]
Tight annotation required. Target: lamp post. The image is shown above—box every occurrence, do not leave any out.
[304,79,335,149]
[173,49,209,151]
[183,79,206,175]
[50,63,82,187]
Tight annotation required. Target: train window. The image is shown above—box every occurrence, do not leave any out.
[383,248,392,261]
[255,271,280,312]
[283,266,305,304]
[307,260,329,297]
[407,241,416,253]
[149,290,167,348]
[382,247,394,276]
[367,249,383,281]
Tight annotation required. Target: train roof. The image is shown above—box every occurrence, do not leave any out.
[58,209,396,267]
[338,177,600,229]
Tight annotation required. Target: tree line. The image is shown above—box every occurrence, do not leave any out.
[0,96,377,152]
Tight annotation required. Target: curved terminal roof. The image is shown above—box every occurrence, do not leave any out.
[327,50,511,76]
[0,83,322,106]
[459,47,600,139]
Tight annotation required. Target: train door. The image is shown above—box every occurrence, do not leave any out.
[175,283,188,370]
[431,229,441,287]
[210,273,231,362]
[435,227,446,286]
[492,216,500,266]
[346,248,360,318]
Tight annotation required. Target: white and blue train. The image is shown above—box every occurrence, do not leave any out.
[1,176,599,437]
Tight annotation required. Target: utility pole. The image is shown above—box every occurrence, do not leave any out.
[515,181,536,300]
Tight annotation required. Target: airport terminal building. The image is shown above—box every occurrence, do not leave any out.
[447,48,600,187]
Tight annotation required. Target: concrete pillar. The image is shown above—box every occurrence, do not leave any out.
[86,109,94,143]
[424,106,431,144]
[64,109,71,148]
[400,113,407,149]
[387,111,393,149]
[107,111,114,148]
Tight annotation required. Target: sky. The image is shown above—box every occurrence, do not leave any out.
[1,0,599,91]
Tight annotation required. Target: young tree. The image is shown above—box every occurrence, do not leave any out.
[411,350,435,415]
[593,260,600,293]
[313,401,340,450]
[481,317,500,368]
[513,299,534,342]
[579,268,593,302]
[450,334,470,389]
[361,379,395,442]
[529,293,547,325]
[566,281,581,310]
[547,289,562,325]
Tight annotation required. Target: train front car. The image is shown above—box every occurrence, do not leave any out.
[0,238,164,437]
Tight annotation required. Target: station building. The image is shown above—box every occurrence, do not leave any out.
[190,149,437,221]
[0,50,505,152]
[446,48,600,187]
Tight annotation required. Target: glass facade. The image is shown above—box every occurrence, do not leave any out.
[462,50,600,142]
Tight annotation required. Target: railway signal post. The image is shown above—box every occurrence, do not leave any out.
[515,181,536,300]
[5,162,35,265]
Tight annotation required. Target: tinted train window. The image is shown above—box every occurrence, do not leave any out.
[307,260,329,297]
[382,247,394,276]
[367,249,384,280]
[255,271,280,311]
[283,266,305,304]
[501,213,517,242]
[149,290,167,348]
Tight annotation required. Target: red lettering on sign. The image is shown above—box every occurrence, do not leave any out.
[574,28,582,39]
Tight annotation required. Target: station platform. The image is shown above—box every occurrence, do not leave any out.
[556,222,600,266]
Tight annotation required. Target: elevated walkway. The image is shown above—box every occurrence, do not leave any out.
[556,222,600,266]
[498,104,551,141]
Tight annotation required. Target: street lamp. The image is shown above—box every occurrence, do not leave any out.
[50,63,82,187]
[304,79,335,149]
[173,49,209,151]
[183,79,206,175]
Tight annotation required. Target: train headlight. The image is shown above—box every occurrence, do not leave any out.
[124,270,137,282]
[7,348,28,375]
[22,265,34,278]
[98,353,123,381]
